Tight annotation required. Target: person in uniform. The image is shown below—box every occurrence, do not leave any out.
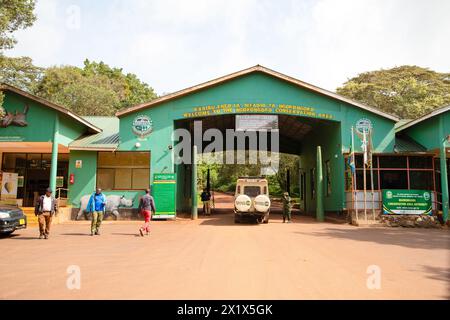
[282,192,292,223]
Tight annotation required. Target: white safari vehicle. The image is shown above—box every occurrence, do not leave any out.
[234,177,271,224]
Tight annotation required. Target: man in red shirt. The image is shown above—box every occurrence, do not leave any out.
[138,188,156,236]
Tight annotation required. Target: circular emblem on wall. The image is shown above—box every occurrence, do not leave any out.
[132,115,153,139]
[356,118,372,134]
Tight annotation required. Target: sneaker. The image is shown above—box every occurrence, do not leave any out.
[95,231,100,236]
[39,234,44,239]
[139,229,144,237]
[44,234,48,239]
[90,232,94,236]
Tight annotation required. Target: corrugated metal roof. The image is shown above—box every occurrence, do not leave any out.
[69,116,119,151]
[394,136,427,153]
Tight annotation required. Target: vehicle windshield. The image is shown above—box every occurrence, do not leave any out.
[243,186,261,197]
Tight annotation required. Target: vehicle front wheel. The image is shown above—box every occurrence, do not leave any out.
[0,231,14,237]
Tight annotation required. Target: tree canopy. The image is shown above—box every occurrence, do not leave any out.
[32,59,157,116]
[0,0,36,50]
[336,66,450,119]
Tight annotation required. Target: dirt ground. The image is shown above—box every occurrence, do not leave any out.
[0,212,449,300]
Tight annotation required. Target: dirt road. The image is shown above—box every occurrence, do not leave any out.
[0,214,448,299]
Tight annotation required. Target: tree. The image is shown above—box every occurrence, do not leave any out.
[336,66,450,119]
[0,55,43,91]
[0,0,36,50]
[34,60,157,116]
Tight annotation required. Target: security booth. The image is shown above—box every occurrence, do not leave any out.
[0,84,101,207]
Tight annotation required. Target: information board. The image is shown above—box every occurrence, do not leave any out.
[382,189,432,215]
[152,173,176,219]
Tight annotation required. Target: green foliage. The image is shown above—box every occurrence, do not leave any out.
[0,54,43,91]
[337,66,450,119]
[197,152,300,197]
[33,59,157,115]
[0,0,36,50]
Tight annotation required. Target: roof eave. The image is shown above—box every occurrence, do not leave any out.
[0,83,103,134]
[115,65,400,122]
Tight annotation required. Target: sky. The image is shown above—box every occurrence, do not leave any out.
[6,0,450,95]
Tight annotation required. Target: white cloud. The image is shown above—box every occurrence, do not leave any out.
[5,0,450,94]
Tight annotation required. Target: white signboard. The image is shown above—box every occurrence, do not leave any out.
[1,172,18,200]
[236,115,279,131]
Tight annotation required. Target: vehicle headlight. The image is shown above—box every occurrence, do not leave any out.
[0,212,11,219]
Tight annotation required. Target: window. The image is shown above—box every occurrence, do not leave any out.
[344,154,435,192]
[243,186,260,197]
[97,152,150,190]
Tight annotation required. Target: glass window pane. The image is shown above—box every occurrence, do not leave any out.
[2,153,26,169]
[379,156,407,168]
[409,156,433,169]
[380,170,408,189]
[410,171,433,190]
[98,152,117,167]
[355,170,378,190]
[27,154,42,168]
[97,168,114,190]
[42,154,52,169]
[114,168,132,189]
[132,169,149,189]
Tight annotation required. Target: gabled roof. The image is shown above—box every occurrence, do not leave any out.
[116,65,400,121]
[69,116,119,151]
[396,105,450,132]
[0,83,102,133]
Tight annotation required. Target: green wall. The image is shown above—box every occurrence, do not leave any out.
[0,91,87,146]
[300,122,344,212]
[68,150,144,208]
[402,111,449,151]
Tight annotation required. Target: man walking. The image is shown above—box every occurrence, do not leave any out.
[86,188,106,236]
[200,188,211,215]
[35,187,57,239]
[282,192,292,223]
[138,188,156,236]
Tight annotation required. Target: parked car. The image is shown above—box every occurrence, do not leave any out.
[0,205,27,236]
[234,177,271,224]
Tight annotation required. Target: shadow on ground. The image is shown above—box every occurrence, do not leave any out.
[296,227,450,250]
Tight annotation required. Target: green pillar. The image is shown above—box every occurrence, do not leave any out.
[440,137,449,223]
[191,145,198,220]
[49,115,59,193]
[316,146,324,222]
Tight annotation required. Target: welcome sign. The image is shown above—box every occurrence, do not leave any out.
[382,189,432,215]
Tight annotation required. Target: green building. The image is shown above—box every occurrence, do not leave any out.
[0,66,448,220]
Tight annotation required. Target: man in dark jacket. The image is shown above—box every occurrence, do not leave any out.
[35,187,57,239]
[200,188,211,215]
[138,188,156,236]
